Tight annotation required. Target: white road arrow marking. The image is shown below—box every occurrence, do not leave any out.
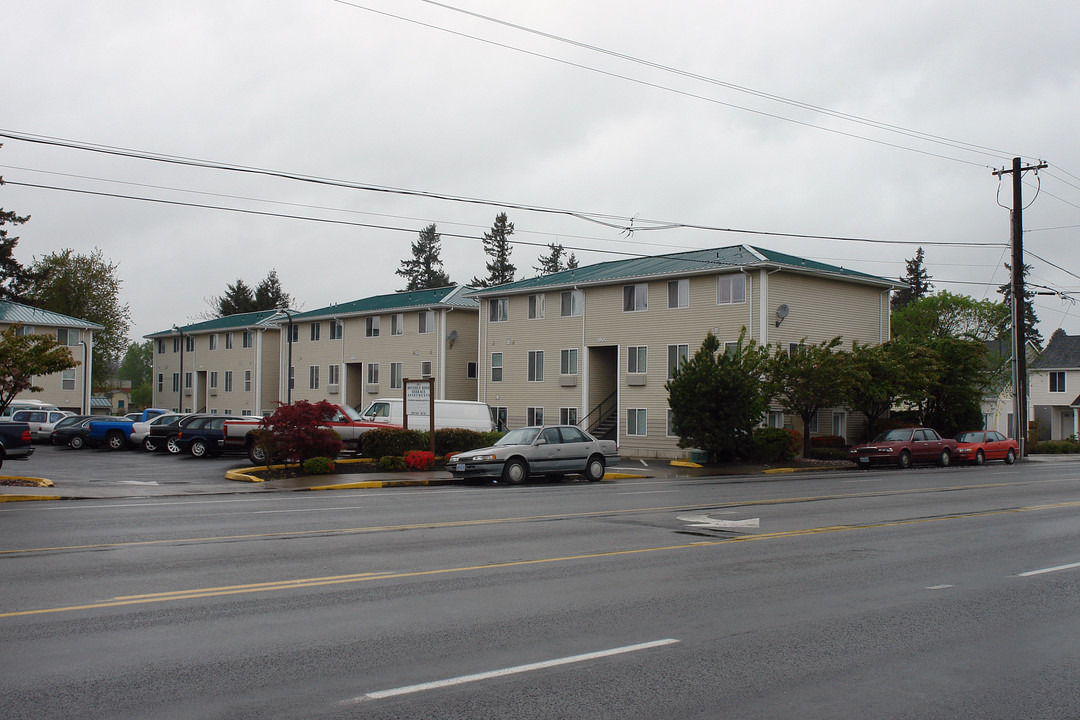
[117,480,160,485]
[677,514,760,529]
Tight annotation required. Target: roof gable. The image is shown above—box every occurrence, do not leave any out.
[1030,334,1080,370]
[145,309,286,338]
[289,285,478,322]
[0,299,104,329]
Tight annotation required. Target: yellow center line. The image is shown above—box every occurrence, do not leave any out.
[1,477,1071,557]
[4,498,1079,620]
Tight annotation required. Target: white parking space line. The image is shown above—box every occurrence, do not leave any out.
[346,638,680,703]
[1018,561,1080,577]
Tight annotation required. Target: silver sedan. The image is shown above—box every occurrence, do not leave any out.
[447,425,619,483]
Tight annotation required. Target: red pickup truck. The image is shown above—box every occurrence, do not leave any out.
[848,427,958,469]
[223,403,399,464]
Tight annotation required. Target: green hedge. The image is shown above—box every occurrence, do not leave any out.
[361,427,504,458]
[1030,440,1080,454]
[806,448,850,461]
[750,427,797,462]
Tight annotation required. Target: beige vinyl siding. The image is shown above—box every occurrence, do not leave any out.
[3,324,87,411]
[286,323,346,404]
[766,273,887,348]
[444,311,479,400]
[259,329,281,413]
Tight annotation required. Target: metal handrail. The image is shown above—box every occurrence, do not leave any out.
[583,389,617,434]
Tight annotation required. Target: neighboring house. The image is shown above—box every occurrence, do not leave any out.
[283,286,479,410]
[103,386,132,415]
[1028,332,1080,441]
[978,338,1039,439]
[0,299,103,413]
[89,396,114,415]
[146,310,285,416]
[469,244,898,459]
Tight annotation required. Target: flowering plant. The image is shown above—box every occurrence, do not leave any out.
[403,450,437,471]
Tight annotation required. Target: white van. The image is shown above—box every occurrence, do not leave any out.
[11,409,75,442]
[357,398,495,432]
[1,399,61,422]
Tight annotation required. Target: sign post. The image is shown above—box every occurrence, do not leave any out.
[403,377,436,454]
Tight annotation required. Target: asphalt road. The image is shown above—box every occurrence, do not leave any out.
[2,456,1079,719]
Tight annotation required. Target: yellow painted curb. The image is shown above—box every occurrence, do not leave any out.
[302,479,434,491]
[605,473,647,479]
[670,460,703,468]
[226,457,377,483]
[764,468,798,474]
[0,476,53,487]
[0,494,62,502]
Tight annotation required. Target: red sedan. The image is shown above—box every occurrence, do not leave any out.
[954,430,1018,465]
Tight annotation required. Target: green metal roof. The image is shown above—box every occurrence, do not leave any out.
[289,285,479,322]
[469,244,896,296]
[0,300,104,329]
[145,309,286,338]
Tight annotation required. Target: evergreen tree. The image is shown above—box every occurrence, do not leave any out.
[397,224,451,291]
[471,213,516,288]
[0,160,32,300]
[891,247,933,309]
[998,262,1042,346]
[534,242,576,274]
[216,279,257,316]
[254,269,292,310]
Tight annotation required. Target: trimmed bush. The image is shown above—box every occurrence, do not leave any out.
[1030,440,1080,454]
[302,456,336,475]
[378,455,406,471]
[806,448,850,461]
[751,427,796,462]
[432,428,486,456]
[361,428,426,459]
[810,435,847,449]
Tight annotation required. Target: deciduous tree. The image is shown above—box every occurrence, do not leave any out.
[767,336,846,458]
[0,324,80,415]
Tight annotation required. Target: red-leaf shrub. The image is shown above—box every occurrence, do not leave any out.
[810,435,847,449]
[403,450,437,471]
[258,400,344,466]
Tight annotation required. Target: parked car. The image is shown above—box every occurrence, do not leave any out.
[848,427,958,468]
[11,409,75,442]
[148,413,219,454]
[131,413,185,452]
[175,415,245,458]
[224,403,395,463]
[58,416,126,449]
[0,421,35,468]
[0,399,60,421]
[357,398,495,432]
[49,415,94,446]
[447,425,619,483]
[85,409,169,450]
[954,430,1018,465]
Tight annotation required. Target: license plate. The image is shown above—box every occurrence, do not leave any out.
[456,464,466,471]
[859,457,869,463]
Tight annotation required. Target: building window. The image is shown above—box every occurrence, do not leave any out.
[832,410,846,438]
[418,310,434,334]
[667,344,689,378]
[173,337,181,353]
[330,320,343,340]
[493,406,508,431]
[223,408,232,416]
[808,411,819,433]
[1049,371,1066,393]
[224,371,233,392]
[768,411,784,428]
[185,336,195,352]
[491,353,503,382]
[209,334,218,351]
[390,362,402,389]
[310,323,321,342]
[627,408,647,436]
[328,364,340,386]
[560,407,578,426]
[489,298,508,322]
[628,346,647,374]
[242,409,253,416]
[13,325,32,336]
[157,374,164,392]
[528,294,545,319]
[209,371,218,388]
[157,339,165,354]
[366,316,380,337]
[421,361,432,378]
[242,330,253,348]
[244,370,252,392]
[309,365,320,390]
[623,283,648,312]
[527,407,544,426]
[288,367,294,390]
[391,313,403,335]
[560,348,578,375]
[528,350,544,382]
[225,332,234,349]
[467,362,477,379]
[668,279,689,309]
[717,274,746,305]
[61,368,76,391]
[185,372,193,389]
[724,341,739,356]
[56,328,80,346]
[667,409,677,437]
[561,290,583,317]
[367,364,380,384]
[172,373,179,392]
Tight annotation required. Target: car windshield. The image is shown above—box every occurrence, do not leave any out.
[495,427,541,446]
[874,429,913,442]
[341,405,362,422]
[956,432,984,443]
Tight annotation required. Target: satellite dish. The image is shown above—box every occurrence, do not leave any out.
[775,304,790,327]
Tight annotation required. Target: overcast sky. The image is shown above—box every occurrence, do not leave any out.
[3,0,1078,345]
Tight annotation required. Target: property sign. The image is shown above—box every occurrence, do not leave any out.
[402,378,436,452]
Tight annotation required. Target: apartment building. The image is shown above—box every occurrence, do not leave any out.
[147,310,284,415]
[283,285,479,411]
[469,244,898,459]
[0,299,102,413]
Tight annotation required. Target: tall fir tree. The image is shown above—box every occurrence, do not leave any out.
[471,213,517,288]
[216,279,257,316]
[998,262,1042,346]
[891,247,933,309]
[254,269,292,310]
[534,242,577,274]
[0,160,32,301]
[397,224,451,291]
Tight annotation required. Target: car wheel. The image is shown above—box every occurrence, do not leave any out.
[897,450,911,469]
[938,449,951,467]
[166,435,181,455]
[69,435,85,450]
[501,458,527,484]
[248,443,269,465]
[585,455,605,482]
[143,437,157,452]
[974,449,985,466]
[106,431,126,450]
[190,439,208,458]
[1005,448,1016,464]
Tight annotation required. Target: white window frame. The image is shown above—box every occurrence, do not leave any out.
[667,344,689,378]
[309,365,320,390]
[668,278,689,309]
[717,273,746,305]
[366,316,380,337]
[209,371,218,388]
[310,322,321,342]
[667,409,677,437]
[528,350,544,382]
[209,333,218,351]
[224,371,233,392]
[418,310,434,334]
[242,330,253,348]
[527,407,544,426]
[61,368,76,391]
[491,352,503,382]
[1049,371,1066,393]
[390,362,403,389]
[832,410,846,439]
[628,346,647,374]
[391,313,403,335]
[627,408,647,436]
[367,363,380,384]
[561,290,583,317]
[560,407,578,426]
[489,298,508,323]
[225,332,234,350]
[244,370,252,392]
[328,364,340,386]
[560,348,579,375]
[330,320,344,341]
[421,361,432,378]
[528,294,545,319]
[623,283,648,312]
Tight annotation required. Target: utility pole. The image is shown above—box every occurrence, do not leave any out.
[992,157,1047,458]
